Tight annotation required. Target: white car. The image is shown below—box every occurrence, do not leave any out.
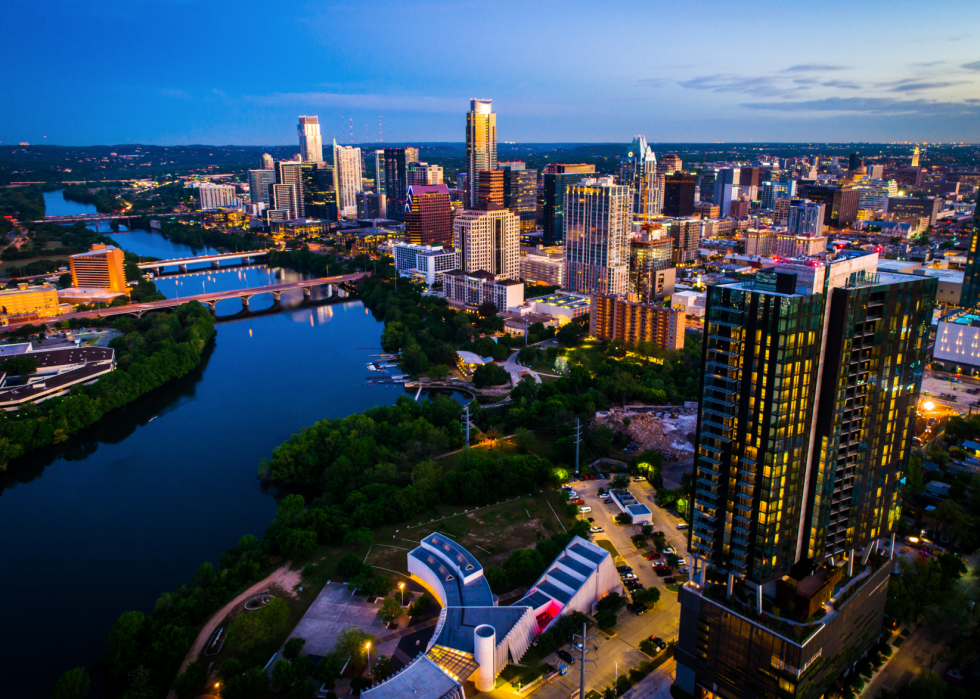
[590,526,604,533]
[579,506,592,513]
[662,547,675,555]
[599,493,611,500]
[566,490,579,498]
[621,573,638,581]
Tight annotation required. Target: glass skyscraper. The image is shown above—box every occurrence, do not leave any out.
[466,99,496,208]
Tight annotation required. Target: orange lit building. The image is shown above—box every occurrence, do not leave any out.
[590,293,684,350]
[475,170,504,209]
[0,283,62,321]
[69,244,129,293]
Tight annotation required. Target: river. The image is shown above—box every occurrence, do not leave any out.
[0,191,408,696]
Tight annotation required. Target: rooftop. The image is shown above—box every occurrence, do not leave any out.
[532,293,591,309]
[432,606,529,655]
[362,654,460,699]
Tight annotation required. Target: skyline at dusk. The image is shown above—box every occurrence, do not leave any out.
[4,0,980,145]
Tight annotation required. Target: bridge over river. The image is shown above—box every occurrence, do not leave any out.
[136,249,272,273]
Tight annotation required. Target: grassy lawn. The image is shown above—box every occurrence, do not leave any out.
[594,538,622,562]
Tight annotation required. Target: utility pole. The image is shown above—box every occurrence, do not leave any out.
[574,418,582,474]
[462,404,470,462]
[575,622,597,698]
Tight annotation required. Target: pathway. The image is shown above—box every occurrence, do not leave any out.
[166,562,295,699]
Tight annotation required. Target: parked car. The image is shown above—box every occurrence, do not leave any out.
[627,602,649,615]
[590,526,604,533]
[664,576,676,585]
[579,506,592,513]
[571,499,585,505]
[556,650,575,665]
[617,565,633,572]
[676,523,689,530]
[587,517,595,523]
[621,573,638,581]
[633,476,646,482]
[662,547,675,555]
[648,636,668,653]
[646,552,661,560]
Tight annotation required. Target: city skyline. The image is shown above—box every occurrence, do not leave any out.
[3,0,980,146]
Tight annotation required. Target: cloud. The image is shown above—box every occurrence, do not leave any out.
[889,81,962,92]
[677,74,803,98]
[159,88,190,100]
[964,61,980,71]
[741,97,980,116]
[780,64,849,72]
[821,79,862,90]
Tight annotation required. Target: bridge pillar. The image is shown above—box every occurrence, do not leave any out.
[207,301,217,315]
[324,284,334,298]
[211,260,220,269]
[241,296,250,312]
[338,287,348,298]
[303,287,312,301]
[179,264,188,273]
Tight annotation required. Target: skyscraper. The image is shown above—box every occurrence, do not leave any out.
[499,162,537,234]
[373,150,387,216]
[197,183,238,210]
[261,153,274,170]
[301,162,337,220]
[405,184,453,247]
[542,164,596,243]
[911,146,920,167]
[274,160,304,218]
[787,201,825,237]
[662,173,697,217]
[466,99,496,207]
[248,169,276,205]
[298,116,323,162]
[383,147,420,220]
[659,153,683,175]
[332,140,363,219]
[675,253,936,699]
[563,177,632,296]
[711,168,740,216]
[407,162,444,186]
[453,208,519,279]
[618,135,660,220]
[961,204,980,308]
[475,170,504,210]
[848,151,862,172]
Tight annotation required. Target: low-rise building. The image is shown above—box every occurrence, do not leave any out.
[520,245,564,286]
[393,242,460,287]
[270,218,328,238]
[0,343,115,408]
[202,207,248,229]
[527,292,591,324]
[671,290,706,318]
[443,270,524,312]
[608,488,653,523]
[590,294,685,350]
[0,283,62,320]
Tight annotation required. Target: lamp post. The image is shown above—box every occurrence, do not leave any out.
[399,582,405,606]
[614,661,618,695]
[365,641,372,674]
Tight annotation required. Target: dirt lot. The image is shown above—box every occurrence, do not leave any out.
[594,406,698,459]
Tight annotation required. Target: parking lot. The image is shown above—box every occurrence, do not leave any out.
[503,476,689,697]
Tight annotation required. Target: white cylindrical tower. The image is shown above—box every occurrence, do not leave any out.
[473,624,496,692]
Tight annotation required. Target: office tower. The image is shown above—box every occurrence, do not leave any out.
[466,99,496,207]
[865,164,885,180]
[382,147,420,220]
[699,171,718,203]
[520,245,564,286]
[405,184,453,247]
[618,136,660,220]
[356,192,382,219]
[332,140,363,218]
[373,150,387,215]
[455,173,468,202]
[542,164,596,243]
[301,162,337,220]
[453,208,520,279]
[248,169,276,205]
[659,153,682,175]
[712,168,740,216]
[855,180,898,214]
[664,218,701,264]
[693,203,720,219]
[475,170,504,209]
[773,197,792,224]
[894,167,925,187]
[911,146,920,167]
[197,183,237,210]
[271,184,298,219]
[848,152,862,172]
[729,198,750,219]
[760,181,796,210]
[887,196,943,226]
[738,167,760,201]
[676,253,936,699]
[407,161,444,186]
[298,116,323,162]
[662,173,697,217]
[443,270,524,312]
[274,160,305,218]
[69,244,129,292]
[563,177,632,296]
[961,205,980,308]
[802,184,859,227]
[787,201,825,237]
[590,294,684,350]
[630,234,674,302]
[499,162,538,234]
[262,153,274,170]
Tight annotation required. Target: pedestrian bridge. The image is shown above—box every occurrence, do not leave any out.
[137,250,272,273]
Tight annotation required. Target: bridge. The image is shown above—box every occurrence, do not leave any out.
[3,273,369,328]
[34,212,197,224]
[137,250,272,273]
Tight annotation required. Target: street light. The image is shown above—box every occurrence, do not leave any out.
[399,582,405,606]
[365,641,372,673]
[614,660,618,695]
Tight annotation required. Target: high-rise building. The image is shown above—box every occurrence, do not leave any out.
[298,116,323,162]
[664,218,702,264]
[0,283,62,319]
[630,237,675,302]
[405,184,453,247]
[659,153,683,175]
[563,177,632,296]
[70,244,129,292]
[373,150,387,215]
[848,152,862,172]
[590,294,684,350]
[262,153,274,170]
[197,183,238,210]
[618,136,660,221]
[475,170,504,210]
[520,245,563,286]
[676,254,936,699]
[887,196,943,226]
[787,201,825,237]
[962,205,980,308]
[738,167,760,201]
[802,184,859,227]
[383,147,420,220]
[248,169,276,205]
[855,180,898,213]
[499,163,538,234]
[712,168,740,216]
[698,171,718,203]
[662,173,697,217]
[332,140,363,218]
[274,160,305,218]
[466,99,497,207]
[911,146,920,168]
[866,164,885,180]
[443,269,524,312]
[301,162,337,220]
[453,207,520,279]
[760,181,796,210]
[407,161,444,186]
[356,192,382,219]
[542,164,596,243]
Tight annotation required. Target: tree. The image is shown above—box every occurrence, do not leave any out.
[292,677,317,699]
[610,474,631,489]
[477,301,498,318]
[408,594,431,617]
[172,661,205,699]
[223,667,268,699]
[373,655,395,682]
[337,552,366,578]
[503,548,546,586]
[333,625,377,663]
[312,652,344,686]
[283,637,306,662]
[279,528,317,561]
[271,659,296,690]
[378,596,402,624]
[633,587,661,607]
[1,355,38,376]
[615,513,632,525]
[52,667,90,699]
[639,638,660,656]
[472,362,509,388]
[349,676,372,692]
[226,597,290,658]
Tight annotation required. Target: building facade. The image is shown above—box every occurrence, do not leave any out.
[630,237,675,301]
[590,294,684,350]
[618,135,661,220]
[500,163,538,234]
[332,140,363,218]
[248,169,276,205]
[70,244,129,292]
[393,242,459,286]
[297,115,323,162]
[405,184,453,247]
[197,183,237,210]
[442,270,523,311]
[466,99,496,207]
[453,207,520,279]
[0,283,62,319]
[274,160,305,218]
[663,173,697,217]
[961,204,980,309]
[787,201,825,238]
[542,164,596,243]
[520,245,564,286]
[383,147,420,220]
[665,218,702,264]
[563,177,632,296]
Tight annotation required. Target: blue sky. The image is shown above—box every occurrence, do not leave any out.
[4,0,980,145]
